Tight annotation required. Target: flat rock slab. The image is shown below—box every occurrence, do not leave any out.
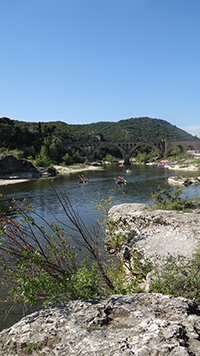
[108,204,200,259]
[0,293,200,356]
[0,293,200,355]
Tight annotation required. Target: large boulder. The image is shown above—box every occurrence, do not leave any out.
[0,293,200,355]
[38,166,58,177]
[106,203,200,261]
[0,155,42,179]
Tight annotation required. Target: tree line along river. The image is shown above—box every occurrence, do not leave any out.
[0,163,198,331]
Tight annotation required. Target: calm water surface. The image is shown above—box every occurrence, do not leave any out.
[0,164,199,330]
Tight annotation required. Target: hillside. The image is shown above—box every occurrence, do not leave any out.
[1,116,198,164]
[13,116,198,142]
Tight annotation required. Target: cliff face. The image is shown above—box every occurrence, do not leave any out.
[0,293,200,355]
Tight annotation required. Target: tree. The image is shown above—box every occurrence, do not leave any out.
[136,152,147,164]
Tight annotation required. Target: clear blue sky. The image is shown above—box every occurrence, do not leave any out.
[1,0,200,136]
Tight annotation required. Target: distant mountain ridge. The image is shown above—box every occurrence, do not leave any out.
[14,116,198,142]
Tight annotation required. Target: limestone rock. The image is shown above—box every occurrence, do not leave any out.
[107,204,200,260]
[0,293,200,355]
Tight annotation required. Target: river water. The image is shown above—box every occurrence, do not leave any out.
[0,164,198,331]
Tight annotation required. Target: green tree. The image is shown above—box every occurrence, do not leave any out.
[136,152,147,164]
[62,153,73,165]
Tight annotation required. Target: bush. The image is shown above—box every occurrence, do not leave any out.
[0,147,9,154]
[14,259,99,305]
[0,148,23,158]
[0,191,115,305]
[0,210,100,305]
[150,185,199,211]
[62,153,74,165]
[35,154,52,167]
[102,154,118,162]
[149,249,200,304]
[136,152,147,164]
[147,150,157,163]
[0,190,153,307]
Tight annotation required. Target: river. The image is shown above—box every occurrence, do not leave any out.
[0,163,198,331]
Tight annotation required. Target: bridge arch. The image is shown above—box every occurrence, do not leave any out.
[66,144,91,161]
[63,139,200,163]
[177,145,184,153]
[186,144,195,151]
[129,142,162,158]
[92,143,126,162]
[64,140,165,164]
[165,140,200,155]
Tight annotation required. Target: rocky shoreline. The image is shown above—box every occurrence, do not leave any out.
[0,205,200,354]
[168,162,200,171]
[0,155,104,186]
[168,175,200,185]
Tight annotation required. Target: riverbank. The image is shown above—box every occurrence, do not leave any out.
[0,178,32,186]
[148,158,200,171]
[168,162,200,171]
[0,164,104,187]
[165,157,200,171]
[53,164,104,175]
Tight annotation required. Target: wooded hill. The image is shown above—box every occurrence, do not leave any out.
[1,116,198,165]
[13,116,198,142]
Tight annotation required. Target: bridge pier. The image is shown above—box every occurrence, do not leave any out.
[123,154,131,165]
[87,153,94,163]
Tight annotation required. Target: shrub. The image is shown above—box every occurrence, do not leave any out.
[0,190,114,305]
[136,152,147,164]
[0,190,153,307]
[150,185,199,211]
[62,153,73,165]
[35,154,52,167]
[102,154,118,162]
[149,249,200,304]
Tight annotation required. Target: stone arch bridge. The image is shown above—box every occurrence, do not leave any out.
[64,140,200,164]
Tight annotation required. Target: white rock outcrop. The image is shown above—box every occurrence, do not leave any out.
[0,293,200,355]
[106,203,200,260]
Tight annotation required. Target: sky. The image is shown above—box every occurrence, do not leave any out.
[1,0,200,137]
